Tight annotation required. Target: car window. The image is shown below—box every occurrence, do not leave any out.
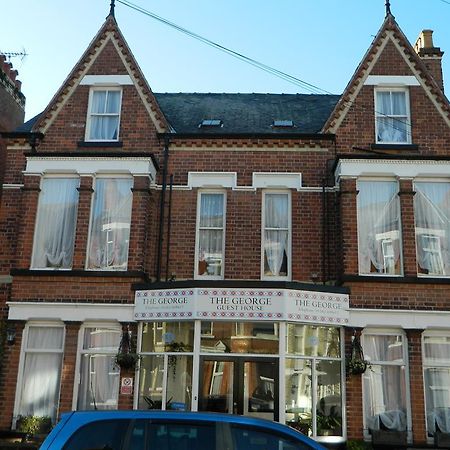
[147,421,216,450]
[62,419,130,450]
[230,425,315,450]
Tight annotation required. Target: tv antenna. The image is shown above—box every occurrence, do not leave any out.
[0,49,28,62]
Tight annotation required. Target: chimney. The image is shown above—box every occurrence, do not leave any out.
[414,30,445,92]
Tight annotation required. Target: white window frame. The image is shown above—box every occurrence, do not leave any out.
[85,86,122,142]
[374,87,412,144]
[356,178,403,277]
[194,190,226,280]
[13,321,65,425]
[421,330,450,441]
[361,328,412,442]
[72,322,122,411]
[85,174,133,271]
[261,190,291,281]
[30,175,80,270]
[413,179,450,278]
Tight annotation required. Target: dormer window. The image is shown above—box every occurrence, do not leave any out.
[86,87,122,141]
[375,88,411,144]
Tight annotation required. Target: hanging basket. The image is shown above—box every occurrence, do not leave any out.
[346,333,369,375]
[115,326,139,370]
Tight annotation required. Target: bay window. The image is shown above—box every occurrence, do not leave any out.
[262,191,290,280]
[31,177,80,269]
[87,177,133,270]
[16,324,64,423]
[195,191,225,279]
[423,332,450,437]
[357,180,402,275]
[414,181,450,276]
[362,330,410,438]
[76,325,121,410]
[86,88,122,141]
[375,88,411,144]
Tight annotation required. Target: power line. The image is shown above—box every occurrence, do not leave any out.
[116,0,413,139]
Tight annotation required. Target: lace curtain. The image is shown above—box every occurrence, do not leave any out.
[414,182,450,276]
[87,178,133,270]
[363,334,407,432]
[424,335,450,433]
[77,327,121,410]
[264,193,288,277]
[18,327,64,421]
[357,181,401,274]
[376,90,408,143]
[32,178,79,269]
[197,193,224,276]
[89,90,121,140]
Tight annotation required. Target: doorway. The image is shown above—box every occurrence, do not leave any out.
[198,356,279,420]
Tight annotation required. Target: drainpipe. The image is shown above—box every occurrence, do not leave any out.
[165,174,174,281]
[156,136,170,282]
[322,178,327,285]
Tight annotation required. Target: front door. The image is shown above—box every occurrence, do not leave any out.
[198,357,278,420]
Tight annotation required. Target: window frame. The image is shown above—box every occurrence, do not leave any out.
[374,87,412,145]
[361,328,412,441]
[421,330,450,440]
[356,178,403,277]
[72,322,122,411]
[13,322,65,425]
[261,190,292,281]
[30,175,80,270]
[413,179,450,278]
[85,175,133,271]
[85,86,123,142]
[194,190,226,280]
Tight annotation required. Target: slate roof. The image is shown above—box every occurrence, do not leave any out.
[16,93,340,135]
[154,93,340,134]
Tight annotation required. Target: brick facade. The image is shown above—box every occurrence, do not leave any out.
[0,10,449,449]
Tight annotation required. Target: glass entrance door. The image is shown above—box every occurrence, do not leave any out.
[199,357,278,420]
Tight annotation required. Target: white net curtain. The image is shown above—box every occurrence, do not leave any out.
[362,333,407,433]
[77,327,121,410]
[32,178,80,269]
[423,334,450,434]
[17,326,64,422]
[197,193,224,277]
[357,181,402,275]
[88,90,121,141]
[264,193,289,277]
[376,90,409,143]
[87,178,133,270]
[414,182,450,276]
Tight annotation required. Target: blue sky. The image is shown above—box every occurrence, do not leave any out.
[2,0,450,121]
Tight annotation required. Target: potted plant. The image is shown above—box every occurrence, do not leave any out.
[115,325,139,370]
[16,415,52,441]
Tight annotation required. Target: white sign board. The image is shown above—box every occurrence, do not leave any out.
[135,288,348,325]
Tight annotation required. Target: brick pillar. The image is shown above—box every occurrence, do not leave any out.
[58,323,80,416]
[128,176,151,271]
[0,320,25,429]
[407,329,427,446]
[72,176,93,270]
[117,368,136,410]
[398,179,417,277]
[339,177,358,276]
[345,328,365,440]
[16,175,41,268]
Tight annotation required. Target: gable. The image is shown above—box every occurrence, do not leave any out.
[324,16,450,136]
[33,16,168,137]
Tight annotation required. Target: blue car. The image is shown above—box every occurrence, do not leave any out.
[39,410,326,450]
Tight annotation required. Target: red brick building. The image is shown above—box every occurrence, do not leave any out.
[0,6,449,448]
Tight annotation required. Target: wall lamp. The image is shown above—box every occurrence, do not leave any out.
[6,325,16,345]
